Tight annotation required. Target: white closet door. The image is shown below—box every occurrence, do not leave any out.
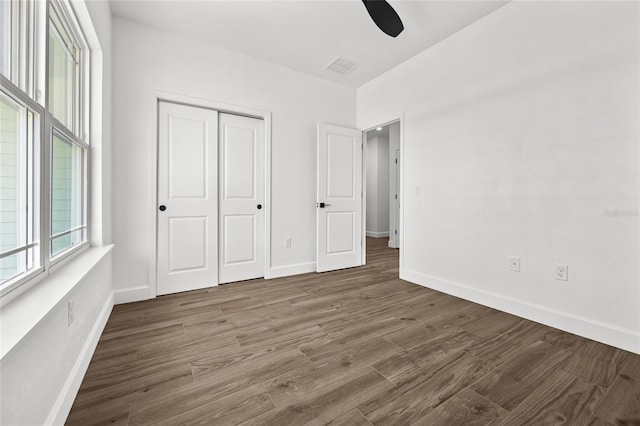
[157,102,218,295]
[218,113,265,284]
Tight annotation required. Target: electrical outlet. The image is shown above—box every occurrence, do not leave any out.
[510,257,520,272]
[68,299,75,326]
[555,264,568,281]
[284,237,292,248]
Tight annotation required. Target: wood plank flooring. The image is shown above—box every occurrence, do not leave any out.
[67,238,640,425]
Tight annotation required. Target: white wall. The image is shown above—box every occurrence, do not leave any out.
[111,18,356,301]
[0,1,114,424]
[366,135,390,236]
[0,249,113,425]
[358,1,640,353]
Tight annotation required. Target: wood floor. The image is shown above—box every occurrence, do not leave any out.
[68,238,640,425]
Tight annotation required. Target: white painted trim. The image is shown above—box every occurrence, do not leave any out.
[389,148,401,250]
[398,115,405,273]
[401,268,640,355]
[148,94,159,300]
[46,291,114,425]
[361,132,367,266]
[268,262,317,279]
[71,0,107,249]
[263,114,273,279]
[148,90,273,296]
[114,285,149,304]
[366,231,389,238]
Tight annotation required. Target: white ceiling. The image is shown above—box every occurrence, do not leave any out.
[109,0,508,88]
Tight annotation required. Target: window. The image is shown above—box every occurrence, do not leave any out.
[48,4,79,132]
[47,0,87,260]
[50,130,85,257]
[0,0,89,299]
[0,92,38,285]
[0,0,36,98]
[0,0,11,78]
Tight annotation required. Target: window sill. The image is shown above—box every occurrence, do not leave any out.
[0,244,114,360]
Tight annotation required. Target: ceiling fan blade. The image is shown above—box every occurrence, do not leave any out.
[361,0,404,38]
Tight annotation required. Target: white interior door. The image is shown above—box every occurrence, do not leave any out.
[316,123,363,272]
[218,113,265,284]
[157,102,218,296]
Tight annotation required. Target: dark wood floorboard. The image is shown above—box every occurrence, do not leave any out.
[67,237,640,425]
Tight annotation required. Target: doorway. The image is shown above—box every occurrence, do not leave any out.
[156,101,267,296]
[364,121,401,250]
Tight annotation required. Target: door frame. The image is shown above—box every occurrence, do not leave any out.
[149,91,272,298]
[360,113,404,269]
[393,149,401,249]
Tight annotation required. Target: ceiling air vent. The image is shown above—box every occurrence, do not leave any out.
[325,57,358,75]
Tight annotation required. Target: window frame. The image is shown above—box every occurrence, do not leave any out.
[0,0,91,302]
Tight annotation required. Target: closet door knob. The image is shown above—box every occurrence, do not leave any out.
[159,205,166,212]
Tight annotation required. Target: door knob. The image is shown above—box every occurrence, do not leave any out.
[257,204,262,210]
[317,202,331,208]
[159,205,166,211]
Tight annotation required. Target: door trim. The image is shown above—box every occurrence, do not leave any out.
[149,91,272,299]
[360,113,405,270]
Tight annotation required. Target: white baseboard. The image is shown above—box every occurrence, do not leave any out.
[401,268,640,355]
[268,262,317,279]
[114,285,150,304]
[366,231,389,238]
[46,291,114,425]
